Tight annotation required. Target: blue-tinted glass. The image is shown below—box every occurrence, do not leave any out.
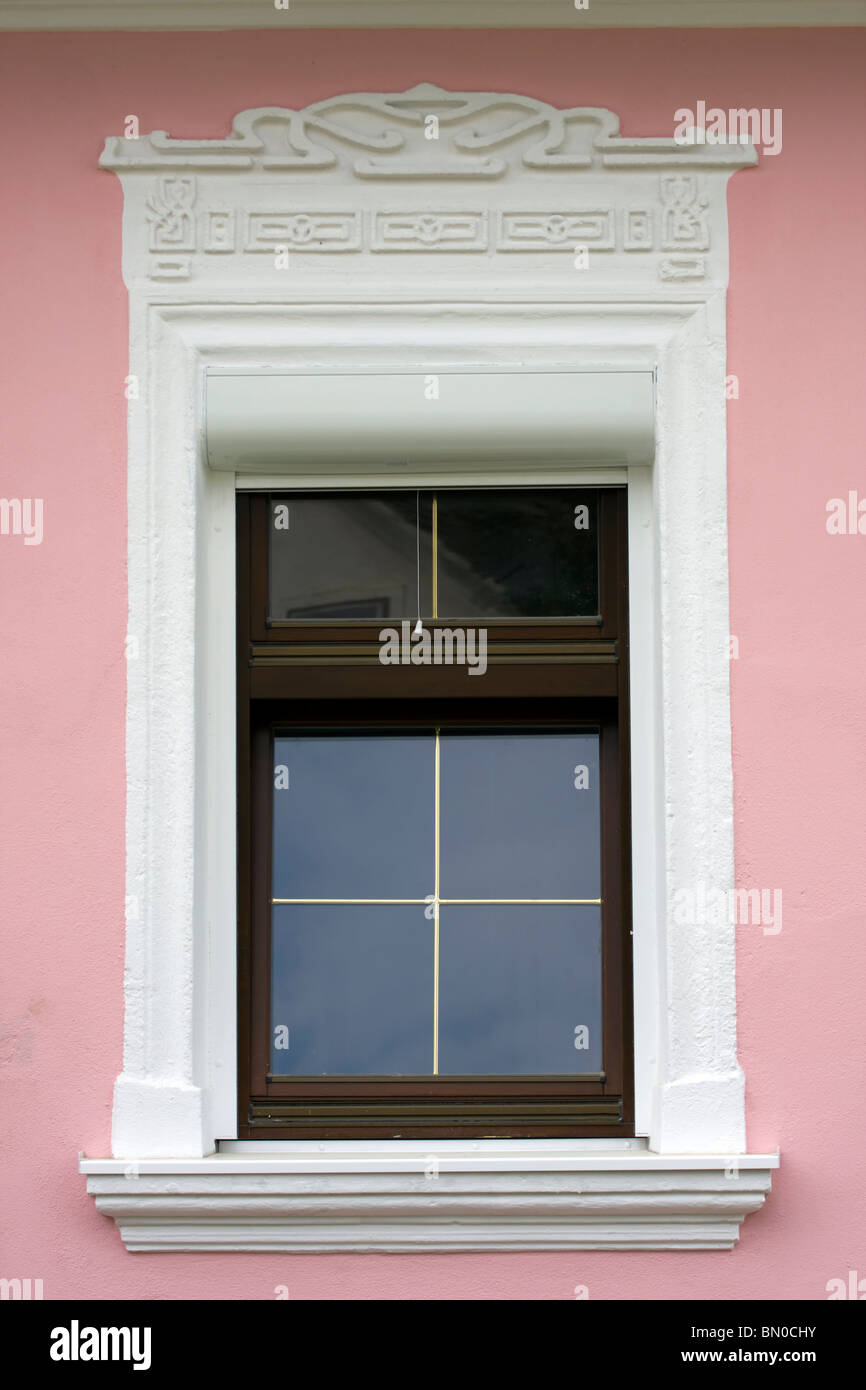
[269,493,432,620]
[437,905,602,1075]
[272,734,434,899]
[439,732,600,900]
[271,905,434,1074]
[435,489,599,618]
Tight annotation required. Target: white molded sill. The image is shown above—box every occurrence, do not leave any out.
[80,1142,778,1252]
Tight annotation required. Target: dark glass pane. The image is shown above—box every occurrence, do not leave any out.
[272,733,434,899]
[437,906,602,1074]
[271,905,434,1074]
[269,493,432,621]
[439,731,600,900]
[435,489,598,617]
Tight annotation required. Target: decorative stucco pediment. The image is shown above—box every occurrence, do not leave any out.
[100,85,754,292]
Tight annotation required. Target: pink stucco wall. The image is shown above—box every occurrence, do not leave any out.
[1,27,864,1300]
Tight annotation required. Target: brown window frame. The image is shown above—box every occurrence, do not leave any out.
[236,487,634,1140]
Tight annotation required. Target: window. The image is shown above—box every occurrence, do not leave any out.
[85,92,777,1248]
[236,486,633,1139]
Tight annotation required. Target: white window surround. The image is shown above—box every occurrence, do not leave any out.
[79,85,778,1252]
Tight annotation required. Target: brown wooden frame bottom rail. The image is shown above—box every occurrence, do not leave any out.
[248,1097,623,1137]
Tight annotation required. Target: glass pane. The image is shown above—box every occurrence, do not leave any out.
[271,905,434,1074]
[435,489,598,618]
[272,733,434,899]
[437,906,602,1074]
[269,493,432,621]
[439,731,600,900]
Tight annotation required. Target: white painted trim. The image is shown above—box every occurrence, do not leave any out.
[115,297,747,1158]
[2,0,863,29]
[240,468,630,490]
[90,89,771,1251]
[626,464,661,1137]
[80,1147,778,1252]
[90,1137,775,1169]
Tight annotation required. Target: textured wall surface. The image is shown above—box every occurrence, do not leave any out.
[0,27,864,1300]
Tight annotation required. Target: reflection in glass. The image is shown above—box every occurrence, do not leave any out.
[269,493,432,620]
[437,906,602,1074]
[269,489,600,623]
[435,490,599,618]
[272,734,435,900]
[271,905,434,1074]
[439,732,600,900]
[269,729,606,1080]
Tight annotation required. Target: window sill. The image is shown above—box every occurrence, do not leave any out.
[80,1141,778,1252]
